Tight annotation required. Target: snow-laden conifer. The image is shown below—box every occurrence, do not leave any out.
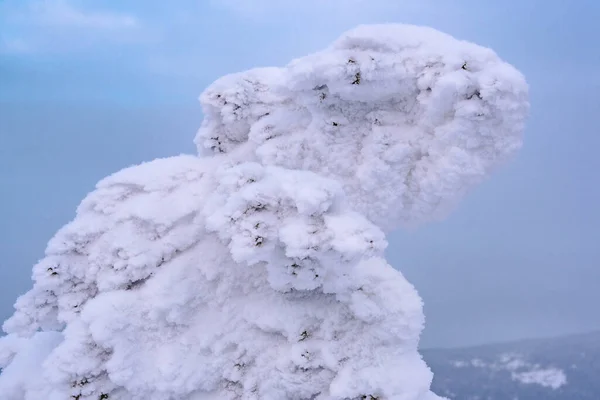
[0,24,528,400]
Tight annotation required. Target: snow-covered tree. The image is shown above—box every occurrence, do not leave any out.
[0,24,528,400]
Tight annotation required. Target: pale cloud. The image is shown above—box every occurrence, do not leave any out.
[0,0,145,54]
[27,0,138,30]
[0,37,34,54]
[211,0,437,21]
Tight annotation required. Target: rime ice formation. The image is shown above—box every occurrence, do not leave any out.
[0,24,528,400]
[197,24,528,230]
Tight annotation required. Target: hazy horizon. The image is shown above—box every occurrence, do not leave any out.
[1,0,599,348]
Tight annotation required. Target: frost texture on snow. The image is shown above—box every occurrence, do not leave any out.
[0,24,528,400]
[196,24,528,230]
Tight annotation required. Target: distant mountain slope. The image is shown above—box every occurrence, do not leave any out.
[422,331,600,399]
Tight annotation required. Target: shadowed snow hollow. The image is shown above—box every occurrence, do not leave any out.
[0,24,528,400]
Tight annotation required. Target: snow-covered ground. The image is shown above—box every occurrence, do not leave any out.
[451,353,567,389]
[423,331,600,399]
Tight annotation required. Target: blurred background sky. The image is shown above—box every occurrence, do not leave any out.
[1,0,599,348]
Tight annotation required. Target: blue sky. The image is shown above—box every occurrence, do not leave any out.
[1,0,599,348]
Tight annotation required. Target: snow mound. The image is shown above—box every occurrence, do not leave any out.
[197,24,528,230]
[0,24,528,400]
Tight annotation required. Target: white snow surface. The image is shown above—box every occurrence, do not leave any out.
[511,367,567,390]
[499,353,567,390]
[0,332,64,399]
[451,353,567,390]
[0,24,528,400]
[512,368,567,390]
